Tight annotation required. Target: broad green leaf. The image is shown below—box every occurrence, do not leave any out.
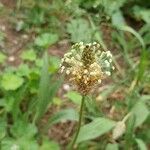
[76,118,116,143]
[21,49,36,61]
[1,137,38,150]
[35,33,58,48]
[131,101,149,127]
[112,10,125,27]
[65,91,82,105]
[40,140,60,150]
[1,73,24,90]
[101,0,126,15]
[48,109,79,126]
[66,18,92,43]
[0,52,6,64]
[5,97,15,112]
[136,138,147,150]
[106,143,119,150]
[17,64,30,77]
[10,120,37,139]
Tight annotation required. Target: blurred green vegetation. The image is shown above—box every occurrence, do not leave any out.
[0,0,150,149]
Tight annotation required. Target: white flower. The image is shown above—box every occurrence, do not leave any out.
[112,121,126,140]
[60,42,114,94]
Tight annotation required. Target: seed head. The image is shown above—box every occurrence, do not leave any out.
[60,42,114,95]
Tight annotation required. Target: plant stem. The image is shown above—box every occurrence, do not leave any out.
[70,95,85,149]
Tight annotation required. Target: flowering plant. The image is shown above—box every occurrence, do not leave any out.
[60,42,114,95]
[60,42,114,149]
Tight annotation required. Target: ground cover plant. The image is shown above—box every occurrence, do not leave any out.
[0,0,150,150]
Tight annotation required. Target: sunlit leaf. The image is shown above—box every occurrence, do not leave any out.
[65,91,82,105]
[1,138,38,150]
[21,49,36,61]
[35,33,58,48]
[40,140,60,150]
[76,118,116,143]
[106,143,119,150]
[1,73,24,90]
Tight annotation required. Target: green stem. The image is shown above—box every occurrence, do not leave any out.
[70,95,85,149]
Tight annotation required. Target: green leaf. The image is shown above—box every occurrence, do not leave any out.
[17,64,30,77]
[10,120,37,139]
[65,91,82,105]
[40,140,60,150]
[1,73,24,90]
[48,109,79,126]
[0,120,6,140]
[66,18,92,43]
[137,49,149,81]
[133,6,150,24]
[49,56,61,73]
[35,33,58,48]
[125,114,136,148]
[1,137,38,150]
[0,52,6,64]
[106,143,119,150]
[21,49,36,61]
[76,118,116,143]
[35,53,62,122]
[101,0,126,15]
[112,10,126,27]
[116,25,145,48]
[131,101,149,127]
[5,97,15,112]
[35,52,50,121]
[136,138,147,150]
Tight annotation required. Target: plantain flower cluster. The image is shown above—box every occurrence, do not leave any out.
[60,42,114,95]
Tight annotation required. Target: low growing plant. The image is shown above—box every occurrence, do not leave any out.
[60,42,115,149]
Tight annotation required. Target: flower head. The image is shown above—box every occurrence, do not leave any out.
[60,42,114,95]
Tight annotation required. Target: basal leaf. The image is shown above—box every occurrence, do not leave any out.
[76,117,116,143]
[106,143,119,150]
[131,101,149,127]
[136,138,147,150]
[48,108,79,126]
[35,53,62,122]
[40,140,60,150]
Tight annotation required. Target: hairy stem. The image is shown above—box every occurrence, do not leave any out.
[70,95,85,149]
